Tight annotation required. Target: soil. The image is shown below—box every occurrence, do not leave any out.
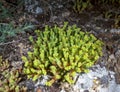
[0,0,120,92]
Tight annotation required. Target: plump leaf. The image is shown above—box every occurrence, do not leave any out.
[46,79,55,86]
[33,75,39,81]
[33,59,40,68]
[50,66,57,74]
[24,61,29,67]
[22,56,28,62]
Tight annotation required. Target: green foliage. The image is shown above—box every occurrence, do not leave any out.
[22,22,103,86]
[73,0,92,13]
[0,1,12,20]
[0,70,26,92]
[0,56,27,92]
[0,23,34,43]
[0,56,9,72]
[73,0,120,13]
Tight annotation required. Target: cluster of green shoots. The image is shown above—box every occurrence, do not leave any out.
[73,0,120,13]
[22,22,103,86]
[0,56,26,92]
[73,0,92,13]
[73,0,120,28]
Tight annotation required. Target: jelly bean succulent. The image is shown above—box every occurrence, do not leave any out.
[22,22,103,86]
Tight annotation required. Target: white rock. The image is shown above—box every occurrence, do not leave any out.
[70,64,120,92]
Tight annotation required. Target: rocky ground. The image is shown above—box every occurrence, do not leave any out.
[0,0,120,92]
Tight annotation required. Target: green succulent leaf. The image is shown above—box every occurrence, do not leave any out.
[42,69,47,75]
[22,56,28,62]
[76,67,82,73]
[55,74,61,79]
[24,61,29,67]
[15,86,20,92]
[50,66,57,74]
[24,68,31,74]
[33,75,39,81]
[28,52,33,59]
[56,58,62,68]
[33,59,40,68]
[30,68,37,73]
[64,73,74,84]
[46,79,55,86]
[29,36,34,43]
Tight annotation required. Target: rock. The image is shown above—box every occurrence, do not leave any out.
[60,64,120,92]
[19,80,35,92]
[24,0,51,23]
[62,11,70,17]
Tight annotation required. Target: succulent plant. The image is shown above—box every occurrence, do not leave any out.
[0,56,26,92]
[73,0,92,13]
[73,0,120,13]
[0,56,9,72]
[22,22,103,86]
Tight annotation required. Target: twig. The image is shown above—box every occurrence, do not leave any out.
[0,35,37,46]
[0,40,21,46]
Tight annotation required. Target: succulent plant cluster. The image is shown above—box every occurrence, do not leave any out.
[73,0,92,13]
[22,22,103,86]
[0,56,9,73]
[0,56,26,92]
[73,0,120,13]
